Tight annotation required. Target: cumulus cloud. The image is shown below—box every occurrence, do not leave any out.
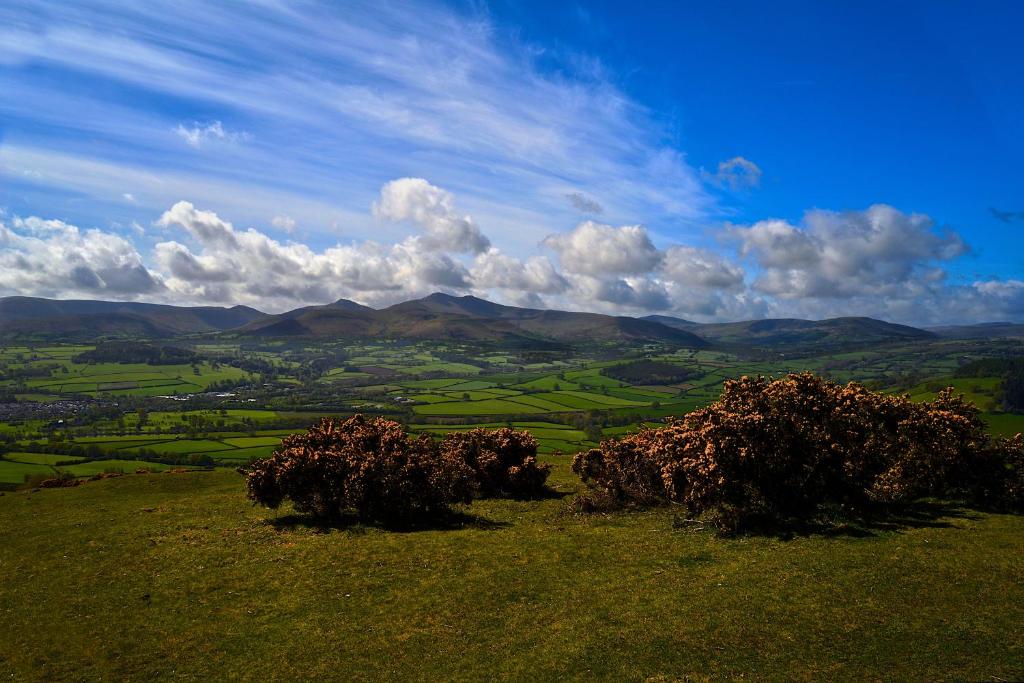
[374,178,490,254]
[470,249,569,295]
[153,200,471,309]
[173,121,249,148]
[157,201,240,249]
[543,221,662,276]
[733,204,969,300]
[2,183,1020,326]
[565,192,603,214]
[580,276,671,311]
[0,216,162,298]
[534,220,753,316]
[703,156,763,190]
[661,246,745,290]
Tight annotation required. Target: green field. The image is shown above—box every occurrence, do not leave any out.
[0,468,1021,680]
[2,452,85,466]
[1,357,254,398]
[984,413,1024,437]
[0,460,56,485]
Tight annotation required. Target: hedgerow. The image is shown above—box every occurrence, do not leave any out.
[573,373,1024,533]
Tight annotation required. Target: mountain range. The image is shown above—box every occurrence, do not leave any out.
[0,297,265,339]
[1,293,1017,350]
[642,314,936,350]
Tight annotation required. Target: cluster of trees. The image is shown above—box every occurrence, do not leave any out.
[73,342,197,365]
[572,373,1023,533]
[601,360,698,386]
[0,363,60,382]
[243,416,550,523]
[956,358,1024,413]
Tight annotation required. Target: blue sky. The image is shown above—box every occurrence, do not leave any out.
[0,0,1021,322]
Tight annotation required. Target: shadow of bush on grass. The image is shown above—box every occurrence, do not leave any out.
[660,499,993,539]
[264,508,511,534]
[512,485,570,501]
[739,500,987,539]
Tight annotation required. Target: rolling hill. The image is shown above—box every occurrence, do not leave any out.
[240,293,709,346]
[644,314,935,352]
[0,296,267,340]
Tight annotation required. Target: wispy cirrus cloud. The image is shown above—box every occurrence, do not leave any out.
[173,120,249,148]
[0,0,711,250]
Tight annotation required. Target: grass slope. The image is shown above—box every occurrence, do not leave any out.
[1,467,1021,680]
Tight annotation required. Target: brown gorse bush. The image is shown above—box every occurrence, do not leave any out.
[573,372,1024,533]
[243,415,474,524]
[440,427,550,498]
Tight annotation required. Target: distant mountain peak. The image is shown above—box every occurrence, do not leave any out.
[328,298,374,312]
[422,292,464,301]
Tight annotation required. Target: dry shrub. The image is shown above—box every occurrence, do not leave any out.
[38,473,80,489]
[572,425,687,507]
[243,415,474,523]
[440,427,550,498]
[573,372,1024,533]
[89,472,123,481]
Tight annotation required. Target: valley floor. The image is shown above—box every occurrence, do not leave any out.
[1,462,1022,681]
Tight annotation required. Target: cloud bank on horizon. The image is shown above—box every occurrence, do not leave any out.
[3,182,1022,325]
[0,0,1021,325]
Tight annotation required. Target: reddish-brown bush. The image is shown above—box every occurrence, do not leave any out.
[573,425,688,507]
[243,415,474,523]
[573,372,1024,532]
[38,475,80,489]
[440,427,550,498]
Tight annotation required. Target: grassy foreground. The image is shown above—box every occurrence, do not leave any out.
[1,461,1022,681]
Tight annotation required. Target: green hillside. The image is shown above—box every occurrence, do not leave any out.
[1,467,1022,680]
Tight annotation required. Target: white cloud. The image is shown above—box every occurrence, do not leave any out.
[152,199,472,310]
[733,204,969,300]
[543,221,662,276]
[661,246,745,290]
[0,216,162,298]
[470,249,569,295]
[579,275,671,311]
[157,201,239,249]
[374,178,490,254]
